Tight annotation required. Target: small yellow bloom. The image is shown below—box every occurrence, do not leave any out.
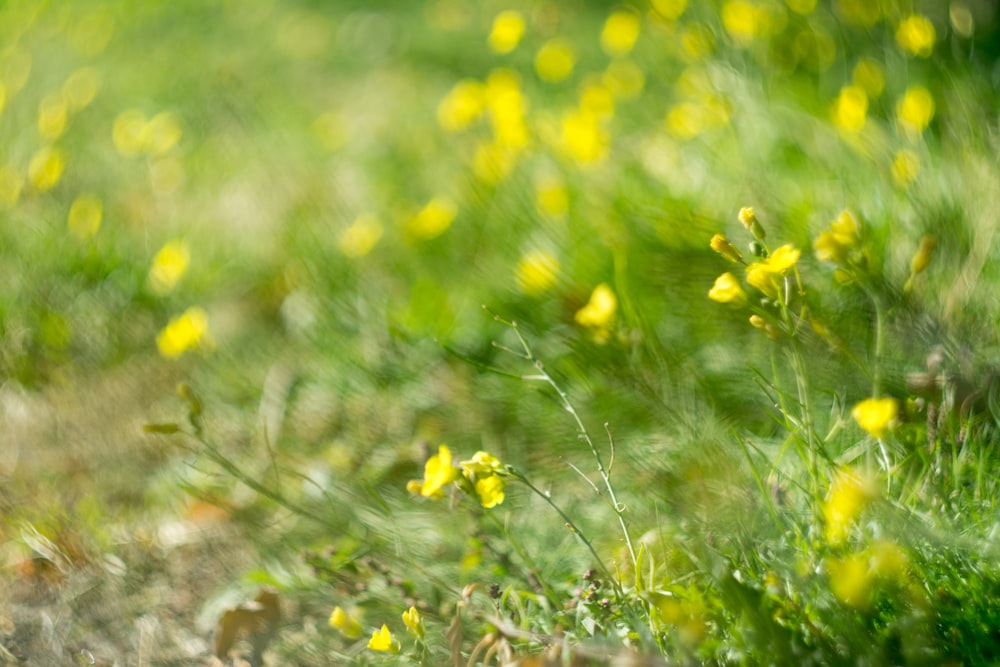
[823,468,876,545]
[28,146,66,192]
[737,206,765,239]
[68,194,103,240]
[402,606,424,638]
[910,235,936,275]
[112,109,148,157]
[38,92,68,141]
[561,109,608,164]
[651,0,687,21]
[535,180,569,217]
[831,85,867,133]
[148,240,190,294]
[575,283,617,328]
[852,396,898,438]
[145,111,182,156]
[601,10,640,58]
[407,197,457,241]
[460,451,503,476]
[827,553,873,609]
[710,234,743,263]
[721,1,763,46]
[156,307,212,359]
[851,58,884,98]
[516,250,559,294]
[535,39,575,83]
[329,606,363,639]
[489,10,525,54]
[367,624,399,653]
[437,79,486,132]
[474,475,506,508]
[896,86,934,135]
[409,445,459,499]
[814,210,859,264]
[896,14,936,57]
[338,214,383,258]
[708,272,747,306]
[765,244,801,272]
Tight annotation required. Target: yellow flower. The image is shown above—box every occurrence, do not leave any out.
[38,92,68,141]
[896,14,935,57]
[460,451,503,476]
[148,240,190,294]
[535,39,575,83]
[896,86,934,135]
[710,233,743,263]
[561,109,608,164]
[851,58,884,98]
[406,196,457,241]
[489,10,525,54]
[67,194,103,240]
[156,307,213,359]
[910,235,936,275]
[892,149,920,187]
[831,85,867,133]
[408,445,459,499]
[28,146,66,192]
[737,206,765,239]
[721,1,764,46]
[516,250,559,294]
[575,284,617,328]
[367,624,399,653]
[822,468,876,545]
[601,10,640,58]
[814,210,859,264]
[329,606,363,639]
[708,272,747,306]
[145,111,182,156]
[852,396,898,438]
[827,553,873,609]
[112,109,148,157]
[651,0,687,21]
[437,79,486,132]
[402,606,424,638]
[338,214,383,258]
[765,244,801,272]
[474,475,506,508]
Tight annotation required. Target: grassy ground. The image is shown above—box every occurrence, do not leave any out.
[3,0,1000,665]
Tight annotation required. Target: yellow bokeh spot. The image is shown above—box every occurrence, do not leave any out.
[406,196,457,241]
[721,1,764,45]
[62,67,101,112]
[535,179,569,217]
[67,194,103,240]
[852,396,898,439]
[833,0,880,27]
[651,0,687,21]
[156,307,212,359]
[338,214,383,258]
[827,553,873,609]
[603,59,645,99]
[891,149,920,188]
[575,283,617,328]
[830,85,867,134]
[516,250,559,294]
[579,79,615,119]
[679,23,715,62]
[896,14,936,57]
[535,39,576,83]
[0,164,24,207]
[486,69,529,150]
[786,0,816,15]
[665,102,703,140]
[896,86,934,136]
[561,110,608,165]
[38,93,68,141]
[823,468,876,545]
[852,58,884,98]
[488,10,525,54]
[145,112,182,156]
[437,79,487,132]
[28,146,66,192]
[601,10,641,58]
[708,272,747,307]
[312,111,347,151]
[148,240,191,294]
[112,109,148,157]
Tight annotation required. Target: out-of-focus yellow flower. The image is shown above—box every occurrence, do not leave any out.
[710,234,743,263]
[827,553,873,608]
[38,93,68,141]
[0,164,24,207]
[489,10,525,54]
[679,23,714,62]
[460,451,503,476]
[823,467,876,545]
[765,244,800,272]
[814,210,859,264]
[892,149,920,187]
[535,179,568,217]
[708,272,747,306]
[407,196,457,241]
[402,606,424,638]
[651,0,687,21]
[910,235,936,275]
[603,60,645,99]
[329,606,363,639]
[28,146,66,192]
[113,109,148,157]
[896,14,935,57]
[869,540,909,580]
[338,214,382,258]
[745,245,800,299]
[896,86,934,135]
[367,624,399,653]
[156,307,212,359]
[437,79,487,132]
[313,111,347,151]
[516,250,559,294]
[721,1,763,46]
[407,445,459,499]
[579,79,614,119]
[575,283,617,328]
[561,110,608,164]
[852,396,898,438]
[786,0,816,15]
[535,39,575,83]
[62,67,101,111]
[831,85,867,133]
[148,240,190,294]
[145,112,182,156]
[665,102,703,140]
[738,206,765,239]
[601,10,640,58]
[851,58,884,98]
[67,194,102,240]
[486,69,529,150]
[474,475,506,508]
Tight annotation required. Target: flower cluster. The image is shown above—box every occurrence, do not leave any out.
[407,445,507,509]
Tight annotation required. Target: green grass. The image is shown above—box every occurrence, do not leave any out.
[3,0,1000,664]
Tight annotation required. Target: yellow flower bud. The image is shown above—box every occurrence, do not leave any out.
[710,233,743,263]
[910,235,935,275]
[738,206,765,239]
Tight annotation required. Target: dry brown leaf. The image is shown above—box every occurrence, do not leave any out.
[212,588,281,667]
